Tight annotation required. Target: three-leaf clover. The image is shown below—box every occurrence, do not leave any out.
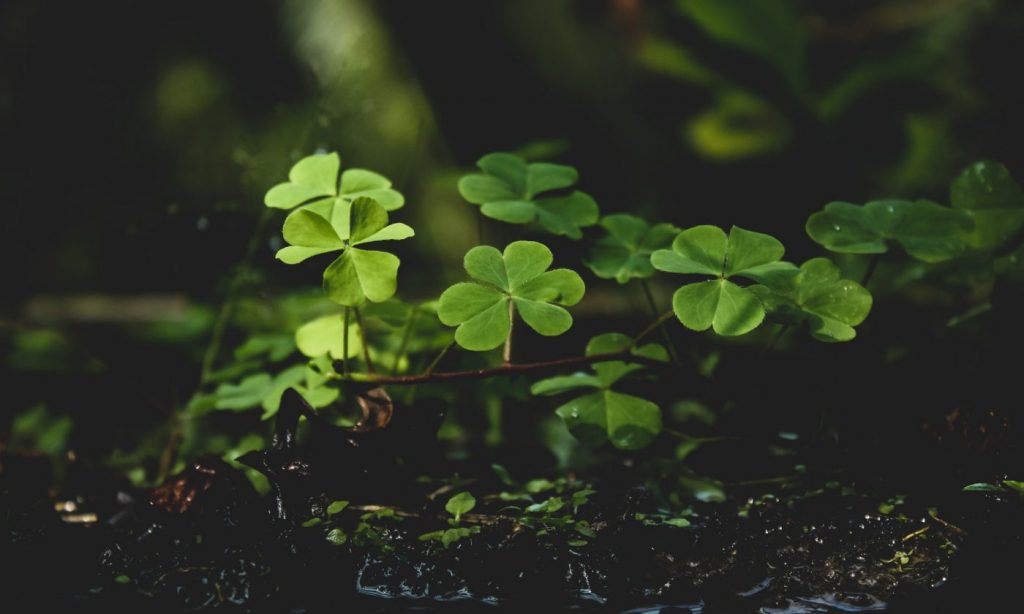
[651,225,791,336]
[457,152,599,239]
[532,333,667,450]
[264,152,404,211]
[276,197,414,306]
[585,214,679,283]
[805,199,973,263]
[950,160,1024,250]
[749,258,873,342]
[437,241,585,351]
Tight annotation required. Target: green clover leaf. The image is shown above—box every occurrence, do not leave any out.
[585,214,680,283]
[264,152,404,211]
[531,333,666,450]
[950,160,1024,250]
[457,152,599,239]
[806,199,973,263]
[651,225,789,336]
[275,197,414,307]
[437,241,585,351]
[750,258,873,342]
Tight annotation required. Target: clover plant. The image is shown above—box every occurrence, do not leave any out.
[437,241,585,355]
[805,199,972,263]
[276,197,414,306]
[585,214,679,283]
[250,148,1024,460]
[949,160,1024,250]
[650,225,793,335]
[265,152,404,211]
[531,333,668,449]
[749,258,873,342]
[457,152,599,238]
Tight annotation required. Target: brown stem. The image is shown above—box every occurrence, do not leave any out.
[353,307,375,374]
[503,300,515,365]
[335,308,677,387]
[343,350,669,386]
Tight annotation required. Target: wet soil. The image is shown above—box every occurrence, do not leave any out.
[3,446,1022,613]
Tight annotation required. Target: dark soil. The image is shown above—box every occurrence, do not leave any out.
[3,413,1023,613]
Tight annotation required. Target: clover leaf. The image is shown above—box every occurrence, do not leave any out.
[264,152,404,211]
[750,258,873,342]
[651,225,791,336]
[457,152,599,239]
[950,160,1024,250]
[805,199,973,263]
[585,214,679,283]
[275,197,414,306]
[531,333,666,450]
[209,363,338,419]
[294,313,362,360]
[437,241,585,351]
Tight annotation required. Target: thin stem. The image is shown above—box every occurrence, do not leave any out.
[503,300,516,365]
[640,279,682,365]
[342,307,351,377]
[343,349,670,386]
[424,340,455,376]
[391,306,419,374]
[628,309,676,349]
[861,253,881,287]
[764,323,791,354]
[353,307,375,374]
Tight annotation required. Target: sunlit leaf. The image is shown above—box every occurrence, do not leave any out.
[438,241,586,351]
[294,313,362,360]
[652,225,784,335]
[265,152,404,211]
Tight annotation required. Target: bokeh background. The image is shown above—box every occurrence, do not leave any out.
[2,0,1022,480]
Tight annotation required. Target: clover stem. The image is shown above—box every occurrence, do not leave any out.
[640,279,682,366]
[424,340,455,376]
[391,306,419,374]
[861,253,881,287]
[353,307,375,374]
[503,300,516,365]
[342,307,351,377]
[629,309,676,349]
[764,323,791,353]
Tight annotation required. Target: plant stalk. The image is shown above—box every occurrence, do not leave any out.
[640,279,682,365]
[424,340,455,376]
[344,349,671,386]
[353,307,375,373]
[861,253,881,287]
[391,305,419,374]
[342,307,351,377]
[503,300,515,365]
[628,309,676,349]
